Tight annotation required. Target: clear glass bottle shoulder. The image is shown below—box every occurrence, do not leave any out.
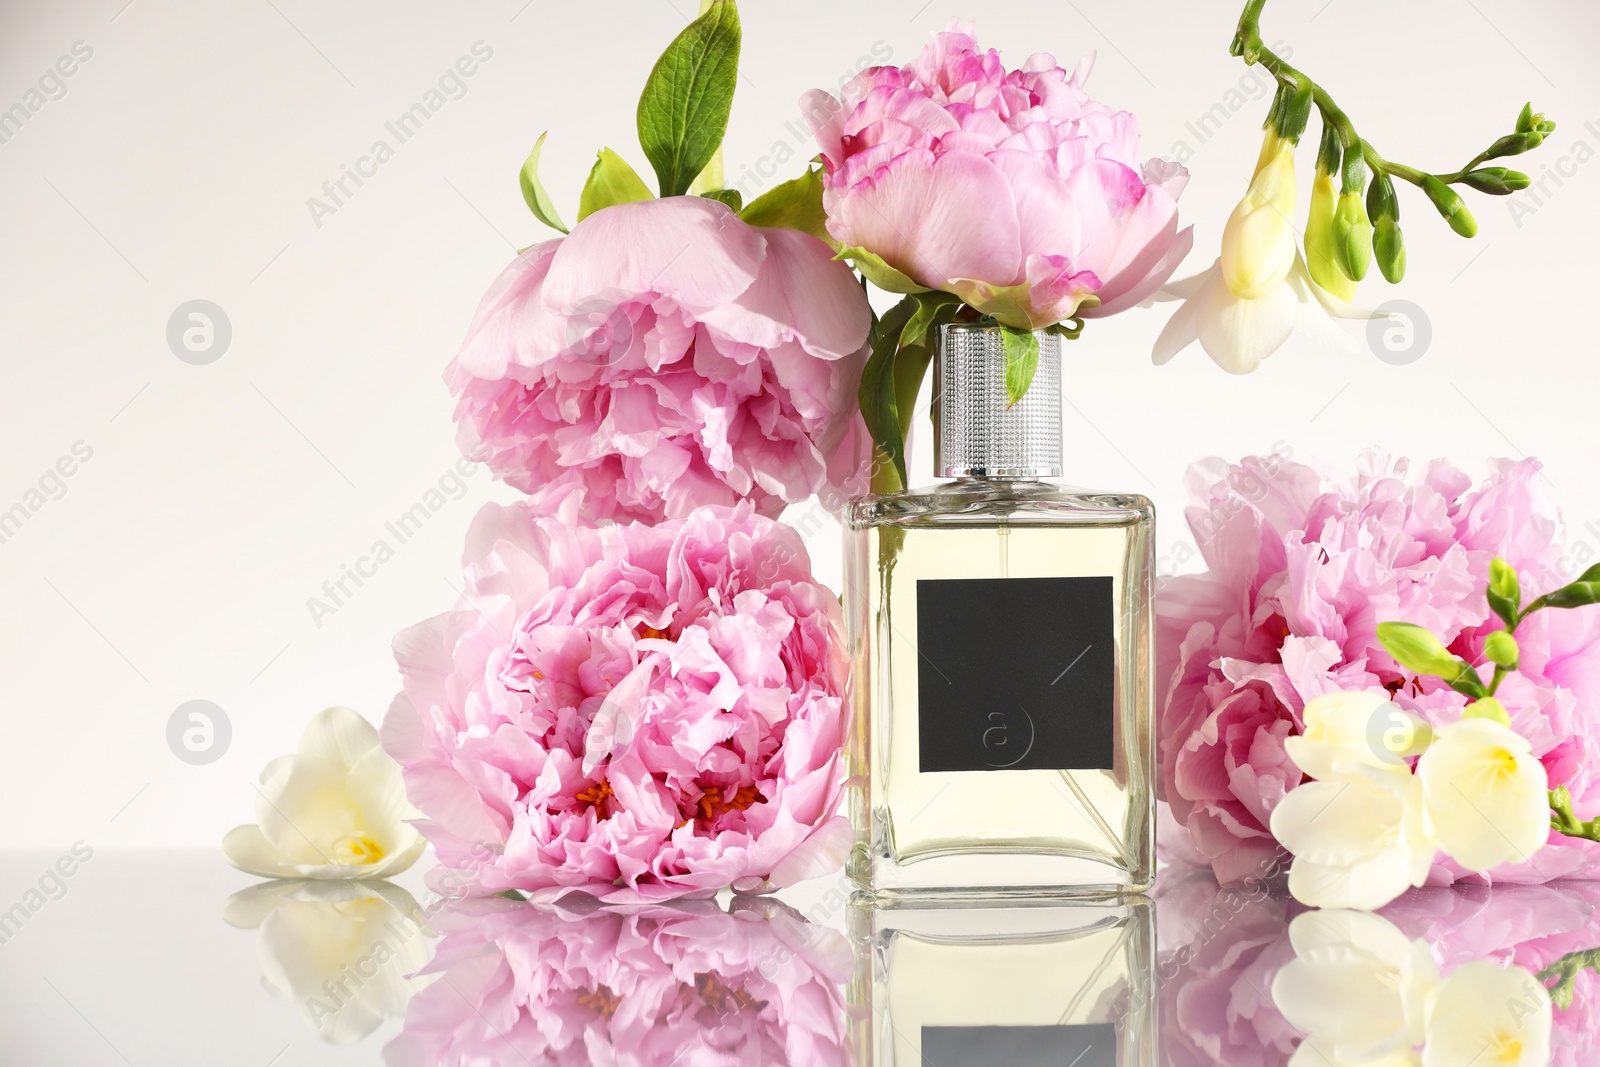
[846,478,1154,529]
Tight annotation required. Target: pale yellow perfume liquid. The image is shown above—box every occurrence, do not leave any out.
[844,483,1154,898]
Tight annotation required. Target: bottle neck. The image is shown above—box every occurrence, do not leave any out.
[933,323,1064,480]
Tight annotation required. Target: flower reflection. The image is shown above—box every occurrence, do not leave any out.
[1158,874,1596,1067]
[384,895,850,1066]
[223,878,433,1045]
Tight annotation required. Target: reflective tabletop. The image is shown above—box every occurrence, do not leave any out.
[2,852,1596,1065]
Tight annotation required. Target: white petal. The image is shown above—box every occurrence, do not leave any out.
[1275,910,1438,1057]
[222,824,299,880]
[221,879,304,928]
[296,706,383,769]
[1152,261,1217,302]
[255,887,431,1045]
[1418,719,1550,872]
[1422,961,1551,1067]
[1197,274,1300,374]
[1271,770,1433,910]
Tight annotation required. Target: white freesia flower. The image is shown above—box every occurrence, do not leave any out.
[1416,718,1550,873]
[1421,960,1552,1067]
[223,707,425,880]
[1152,132,1385,374]
[1273,910,1438,1064]
[1285,690,1432,780]
[1270,763,1434,910]
[223,879,432,1045]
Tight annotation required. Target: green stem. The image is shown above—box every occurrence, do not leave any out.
[1233,0,1471,192]
[1551,787,1600,843]
[1538,946,1600,1010]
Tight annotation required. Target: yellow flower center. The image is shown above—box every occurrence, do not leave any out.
[1489,1030,1523,1063]
[332,832,387,866]
[1488,746,1518,777]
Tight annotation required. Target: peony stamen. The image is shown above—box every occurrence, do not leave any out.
[575,983,622,1019]
[575,778,616,819]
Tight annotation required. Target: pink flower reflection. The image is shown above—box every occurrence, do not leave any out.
[385,896,850,1067]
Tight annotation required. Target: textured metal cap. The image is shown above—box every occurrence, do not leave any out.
[935,323,1063,479]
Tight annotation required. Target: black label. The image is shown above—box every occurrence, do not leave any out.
[915,576,1115,773]
[922,1024,1117,1066]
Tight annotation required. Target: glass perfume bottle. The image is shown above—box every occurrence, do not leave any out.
[843,322,1155,898]
[848,897,1157,1066]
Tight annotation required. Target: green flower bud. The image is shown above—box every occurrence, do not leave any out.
[1460,168,1532,195]
[1306,169,1356,300]
[1462,696,1512,727]
[1374,215,1407,283]
[1484,631,1520,669]
[1516,104,1555,136]
[1377,621,1465,680]
[1422,175,1478,238]
[1485,132,1545,160]
[1489,557,1521,612]
[1333,192,1373,281]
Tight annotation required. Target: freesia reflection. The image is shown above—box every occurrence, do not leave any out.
[384,895,850,1066]
[1157,873,1599,1067]
[223,878,433,1045]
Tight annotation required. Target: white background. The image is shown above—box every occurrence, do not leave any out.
[2,0,1597,849]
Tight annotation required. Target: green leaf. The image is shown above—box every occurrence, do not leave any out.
[700,188,743,211]
[1002,326,1041,407]
[740,166,829,243]
[577,148,655,222]
[519,132,569,234]
[1577,562,1600,584]
[858,296,921,490]
[855,292,965,492]
[901,291,962,352]
[636,0,741,197]
[893,295,962,461]
[835,246,929,294]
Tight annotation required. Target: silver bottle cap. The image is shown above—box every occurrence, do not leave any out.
[934,323,1063,479]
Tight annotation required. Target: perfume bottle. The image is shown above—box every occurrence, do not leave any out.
[848,897,1157,1066]
[843,322,1155,898]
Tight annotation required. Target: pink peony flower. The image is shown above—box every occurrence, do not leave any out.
[1159,452,1600,885]
[384,501,851,902]
[448,196,873,523]
[802,21,1192,330]
[385,896,850,1067]
[1154,869,1300,1067]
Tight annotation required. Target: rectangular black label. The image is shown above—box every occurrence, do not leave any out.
[922,1023,1117,1066]
[916,576,1115,773]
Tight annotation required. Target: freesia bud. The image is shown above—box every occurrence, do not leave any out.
[1488,557,1521,625]
[1332,192,1372,281]
[1376,621,1469,682]
[1422,175,1477,237]
[1305,168,1356,300]
[1223,133,1298,299]
[1460,167,1531,195]
[1483,632,1520,669]
[1463,696,1512,726]
[1374,215,1406,283]
[1486,132,1544,159]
